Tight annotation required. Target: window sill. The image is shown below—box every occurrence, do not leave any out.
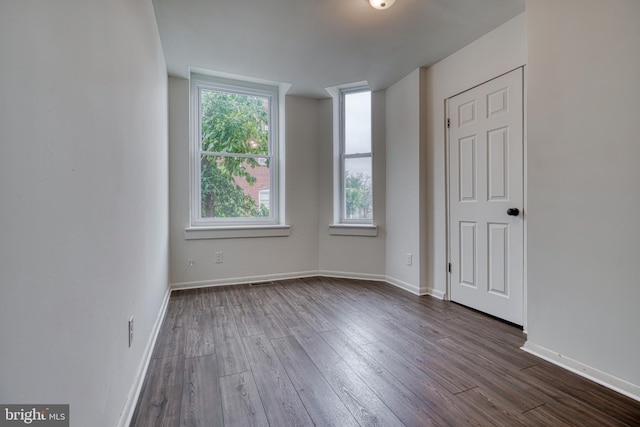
[328,224,378,237]
[184,224,291,240]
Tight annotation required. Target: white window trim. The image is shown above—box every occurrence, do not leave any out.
[184,224,291,240]
[338,86,374,225]
[328,223,378,237]
[189,73,282,230]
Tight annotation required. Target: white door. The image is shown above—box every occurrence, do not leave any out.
[448,68,524,325]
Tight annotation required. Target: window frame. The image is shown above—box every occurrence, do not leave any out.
[190,74,280,228]
[339,87,373,224]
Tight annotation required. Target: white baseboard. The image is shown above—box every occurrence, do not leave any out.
[420,285,446,300]
[521,341,640,402]
[318,270,386,282]
[172,271,446,301]
[383,275,446,299]
[117,286,172,427]
[383,275,421,295]
[171,270,319,290]
[173,270,387,290]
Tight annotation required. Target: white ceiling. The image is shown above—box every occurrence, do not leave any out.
[152,0,525,98]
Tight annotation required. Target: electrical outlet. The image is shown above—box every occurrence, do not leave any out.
[215,251,223,264]
[406,253,412,266]
[128,316,134,348]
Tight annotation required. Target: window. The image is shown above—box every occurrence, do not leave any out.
[190,75,279,227]
[258,189,270,209]
[340,88,373,223]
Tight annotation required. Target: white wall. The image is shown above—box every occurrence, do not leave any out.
[385,70,423,293]
[525,0,640,396]
[421,13,527,296]
[0,0,169,426]
[384,15,526,297]
[317,92,387,277]
[169,78,320,286]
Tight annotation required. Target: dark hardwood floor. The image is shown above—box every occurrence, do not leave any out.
[130,277,640,426]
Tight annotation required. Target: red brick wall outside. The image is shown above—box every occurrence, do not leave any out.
[233,162,270,206]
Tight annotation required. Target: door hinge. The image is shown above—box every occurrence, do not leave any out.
[447,118,450,128]
[448,263,452,273]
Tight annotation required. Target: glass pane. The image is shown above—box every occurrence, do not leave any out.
[344,91,371,155]
[344,156,372,220]
[200,88,270,155]
[201,155,270,218]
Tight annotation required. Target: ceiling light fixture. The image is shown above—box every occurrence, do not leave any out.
[369,0,396,10]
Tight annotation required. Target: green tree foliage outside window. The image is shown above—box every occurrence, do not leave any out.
[200,89,271,218]
[345,172,372,219]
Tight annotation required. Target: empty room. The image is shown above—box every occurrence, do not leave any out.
[1,0,639,426]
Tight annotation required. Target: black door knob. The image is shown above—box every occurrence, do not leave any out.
[507,208,520,216]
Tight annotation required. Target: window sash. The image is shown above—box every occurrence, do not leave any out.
[339,88,373,224]
[191,75,279,227]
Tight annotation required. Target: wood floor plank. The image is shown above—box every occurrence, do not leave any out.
[393,299,532,369]
[396,297,459,321]
[270,335,360,427]
[338,307,479,393]
[291,326,405,427]
[131,355,184,427]
[453,387,529,427]
[518,402,600,427]
[241,334,313,426]
[223,284,253,306]
[134,277,640,427]
[435,337,548,413]
[165,292,187,321]
[185,309,215,358]
[374,299,453,342]
[259,286,312,330]
[449,303,526,342]
[243,286,289,329]
[519,364,640,425]
[229,303,264,337]
[275,285,336,332]
[244,285,272,306]
[152,310,187,360]
[294,284,379,345]
[253,302,291,339]
[219,371,269,427]
[203,287,227,307]
[360,340,490,426]
[305,278,361,314]
[444,324,538,370]
[212,306,250,376]
[320,329,450,426]
[183,289,211,312]
[180,354,223,427]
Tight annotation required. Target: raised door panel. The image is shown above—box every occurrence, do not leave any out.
[459,135,477,202]
[488,223,509,296]
[487,127,509,201]
[459,222,477,288]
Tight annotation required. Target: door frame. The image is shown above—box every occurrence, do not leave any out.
[444,66,528,331]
